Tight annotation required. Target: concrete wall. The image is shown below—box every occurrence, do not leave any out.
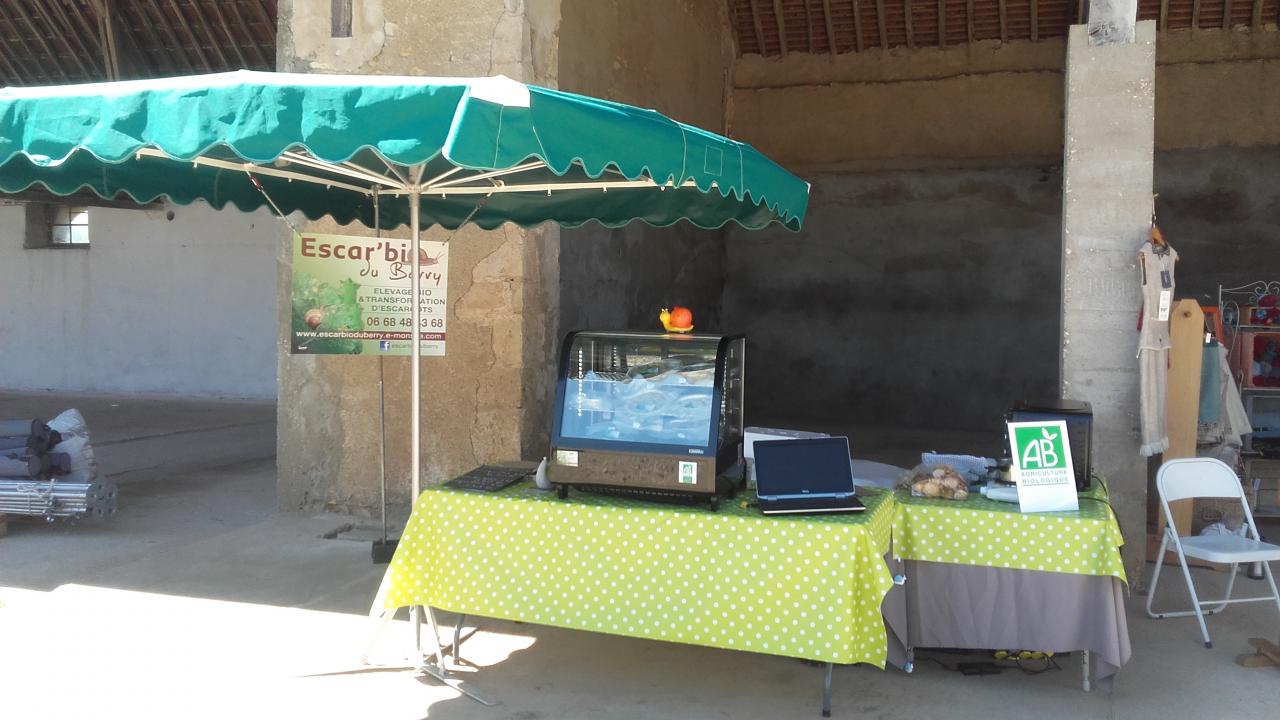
[730,30,1280,172]
[723,29,1280,435]
[1155,146,1280,301]
[276,0,563,513]
[723,167,1063,432]
[556,0,733,334]
[0,202,280,399]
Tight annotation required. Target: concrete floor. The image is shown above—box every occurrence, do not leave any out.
[2,392,1279,719]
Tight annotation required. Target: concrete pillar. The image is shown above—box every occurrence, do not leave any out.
[1060,18,1156,581]
[274,1,562,513]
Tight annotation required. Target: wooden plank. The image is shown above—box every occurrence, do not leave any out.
[1247,637,1280,665]
[998,0,1008,43]
[97,0,120,79]
[227,1,270,67]
[1192,0,1202,29]
[50,0,106,76]
[875,0,888,48]
[3,1,69,81]
[1224,0,1234,28]
[332,0,352,38]
[1161,0,1170,30]
[210,0,250,67]
[1031,0,1039,41]
[123,0,178,73]
[967,0,976,43]
[144,0,195,73]
[852,0,864,51]
[822,0,838,52]
[804,0,814,52]
[186,0,231,68]
[904,0,914,47]
[938,0,946,47]
[112,3,158,77]
[773,0,789,55]
[1161,300,1206,540]
[31,0,93,78]
[0,28,30,84]
[749,0,767,54]
[1253,0,1264,27]
[168,0,213,71]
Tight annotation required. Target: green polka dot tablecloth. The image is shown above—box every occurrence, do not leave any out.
[891,482,1126,583]
[383,482,898,667]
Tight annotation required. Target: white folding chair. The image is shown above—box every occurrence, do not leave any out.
[1145,457,1280,648]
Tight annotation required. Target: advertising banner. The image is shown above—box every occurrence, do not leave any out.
[289,232,447,356]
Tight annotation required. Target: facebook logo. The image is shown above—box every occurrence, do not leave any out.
[379,341,392,351]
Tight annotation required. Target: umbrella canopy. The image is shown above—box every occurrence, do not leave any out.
[0,71,807,231]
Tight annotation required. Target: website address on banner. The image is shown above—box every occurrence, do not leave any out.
[295,330,446,341]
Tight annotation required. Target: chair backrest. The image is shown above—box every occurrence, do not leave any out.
[1157,457,1244,503]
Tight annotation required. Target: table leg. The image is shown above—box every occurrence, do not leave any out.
[821,662,833,717]
[417,606,499,706]
[1081,650,1091,692]
[453,614,467,665]
[905,646,915,674]
[411,606,422,654]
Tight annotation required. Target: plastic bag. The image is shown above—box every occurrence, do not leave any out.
[899,463,970,500]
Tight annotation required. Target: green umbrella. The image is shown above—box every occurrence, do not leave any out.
[0,70,809,502]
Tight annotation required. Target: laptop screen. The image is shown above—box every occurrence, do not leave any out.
[754,437,854,496]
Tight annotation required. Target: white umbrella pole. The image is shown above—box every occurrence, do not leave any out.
[410,186,422,500]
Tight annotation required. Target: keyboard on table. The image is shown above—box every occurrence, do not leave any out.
[444,465,532,492]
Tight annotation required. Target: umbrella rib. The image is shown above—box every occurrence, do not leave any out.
[401,177,699,197]
[134,148,374,196]
[279,151,403,188]
[428,161,546,190]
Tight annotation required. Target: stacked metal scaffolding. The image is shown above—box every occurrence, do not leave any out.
[0,412,116,522]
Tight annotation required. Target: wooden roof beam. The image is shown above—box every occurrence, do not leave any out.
[852,0,864,52]
[246,0,277,53]
[875,0,888,48]
[1192,0,1202,28]
[187,1,232,68]
[38,0,100,78]
[1223,0,1234,28]
[1160,0,1170,30]
[168,0,214,71]
[938,0,946,47]
[821,0,838,52]
[1031,0,1039,41]
[904,0,914,48]
[998,0,1008,43]
[748,0,767,55]
[967,0,976,44]
[1252,0,1264,27]
[0,25,32,85]
[773,0,789,55]
[227,1,270,67]
[2,1,70,81]
[143,0,195,73]
[804,0,814,52]
[209,0,251,68]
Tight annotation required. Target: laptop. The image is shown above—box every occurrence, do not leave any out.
[753,437,865,515]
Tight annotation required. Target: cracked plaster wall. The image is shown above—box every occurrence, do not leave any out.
[276,0,562,513]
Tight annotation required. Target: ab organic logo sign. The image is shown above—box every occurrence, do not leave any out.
[1007,420,1079,513]
[1015,426,1067,473]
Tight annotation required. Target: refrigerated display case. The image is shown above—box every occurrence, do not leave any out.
[548,330,745,508]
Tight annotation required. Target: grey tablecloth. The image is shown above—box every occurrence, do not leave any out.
[881,558,1130,692]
